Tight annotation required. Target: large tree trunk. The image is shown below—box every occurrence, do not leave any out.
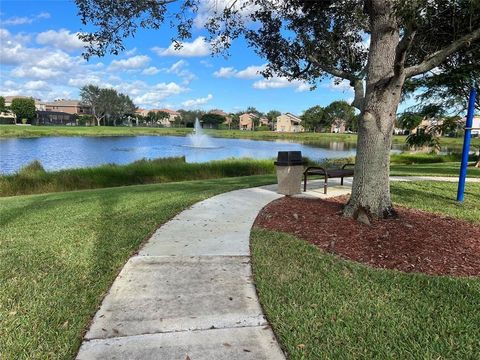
[343,1,404,223]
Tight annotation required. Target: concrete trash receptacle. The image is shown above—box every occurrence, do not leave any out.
[274,151,306,196]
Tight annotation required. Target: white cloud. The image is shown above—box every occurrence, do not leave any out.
[37,12,51,19]
[235,64,266,79]
[0,28,33,65]
[0,29,187,108]
[213,67,237,78]
[213,64,266,79]
[68,75,102,87]
[12,66,62,79]
[152,37,211,57]
[125,48,137,56]
[109,55,150,70]
[200,60,213,68]
[142,66,161,75]
[24,80,49,90]
[165,60,196,84]
[253,76,309,92]
[1,12,50,26]
[194,0,255,28]
[181,94,213,108]
[131,82,186,107]
[36,29,86,52]
[168,59,187,73]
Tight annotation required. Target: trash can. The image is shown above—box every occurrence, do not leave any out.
[274,151,306,196]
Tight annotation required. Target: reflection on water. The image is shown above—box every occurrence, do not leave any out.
[0,134,451,174]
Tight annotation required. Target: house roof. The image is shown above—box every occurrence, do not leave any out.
[149,108,180,115]
[284,113,302,124]
[45,99,85,107]
[210,109,229,117]
[4,95,43,104]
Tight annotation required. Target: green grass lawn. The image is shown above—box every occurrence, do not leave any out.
[0,124,191,138]
[251,181,480,359]
[390,161,480,178]
[0,175,275,359]
[2,124,478,148]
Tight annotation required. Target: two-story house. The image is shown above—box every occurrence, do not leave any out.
[275,113,304,132]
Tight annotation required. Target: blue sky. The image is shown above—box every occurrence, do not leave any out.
[0,0,412,114]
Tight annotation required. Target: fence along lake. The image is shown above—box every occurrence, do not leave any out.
[0,135,359,174]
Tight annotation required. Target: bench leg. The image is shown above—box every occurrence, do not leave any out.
[324,175,328,194]
[303,173,307,192]
[341,176,344,186]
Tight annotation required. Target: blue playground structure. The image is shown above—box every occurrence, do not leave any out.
[457,86,478,202]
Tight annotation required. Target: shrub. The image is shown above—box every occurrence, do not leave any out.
[256,125,271,131]
[18,160,46,176]
[405,132,440,152]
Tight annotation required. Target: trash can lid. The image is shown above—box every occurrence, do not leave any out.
[274,151,306,166]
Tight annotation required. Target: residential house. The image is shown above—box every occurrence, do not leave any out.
[135,108,180,127]
[330,118,347,133]
[45,99,90,115]
[36,111,78,125]
[239,113,256,130]
[411,117,444,136]
[0,110,16,124]
[259,116,270,127]
[470,116,480,137]
[393,127,408,135]
[209,109,232,127]
[275,113,304,132]
[4,95,46,111]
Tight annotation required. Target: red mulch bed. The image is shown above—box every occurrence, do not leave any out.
[254,196,480,277]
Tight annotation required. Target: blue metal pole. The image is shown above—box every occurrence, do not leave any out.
[457,87,477,202]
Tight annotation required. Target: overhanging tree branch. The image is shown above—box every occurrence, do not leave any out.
[405,27,480,78]
[307,54,365,110]
[394,26,416,76]
[307,54,359,83]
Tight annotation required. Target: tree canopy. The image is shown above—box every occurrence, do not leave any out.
[80,85,136,126]
[404,50,480,113]
[301,105,325,132]
[201,113,226,127]
[10,98,36,123]
[324,101,356,130]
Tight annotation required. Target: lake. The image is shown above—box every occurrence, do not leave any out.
[0,135,363,174]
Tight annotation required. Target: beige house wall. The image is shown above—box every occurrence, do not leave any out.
[136,109,180,127]
[471,116,480,136]
[45,104,89,115]
[275,114,304,132]
[239,113,254,130]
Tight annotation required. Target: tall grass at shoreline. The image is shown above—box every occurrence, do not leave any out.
[0,157,276,197]
[2,152,479,197]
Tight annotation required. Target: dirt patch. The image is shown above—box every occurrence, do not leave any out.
[254,196,480,277]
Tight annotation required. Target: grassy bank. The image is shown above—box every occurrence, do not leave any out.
[3,153,479,197]
[0,175,276,359]
[2,125,479,148]
[0,157,275,197]
[390,162,480,177]
[251,181,480,359]
[0,125,191,138]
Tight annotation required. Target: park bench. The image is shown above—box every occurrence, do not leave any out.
[303,163,355,194]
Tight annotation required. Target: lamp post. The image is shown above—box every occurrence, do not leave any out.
[456,87,477,202]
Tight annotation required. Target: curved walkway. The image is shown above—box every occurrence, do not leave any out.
[77,186,285,359]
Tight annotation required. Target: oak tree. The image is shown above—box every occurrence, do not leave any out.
[76,0,480,222]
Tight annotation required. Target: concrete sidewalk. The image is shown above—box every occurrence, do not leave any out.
[77,187,285,360]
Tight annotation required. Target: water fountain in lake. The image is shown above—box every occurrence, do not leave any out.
[185,118,219,148]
